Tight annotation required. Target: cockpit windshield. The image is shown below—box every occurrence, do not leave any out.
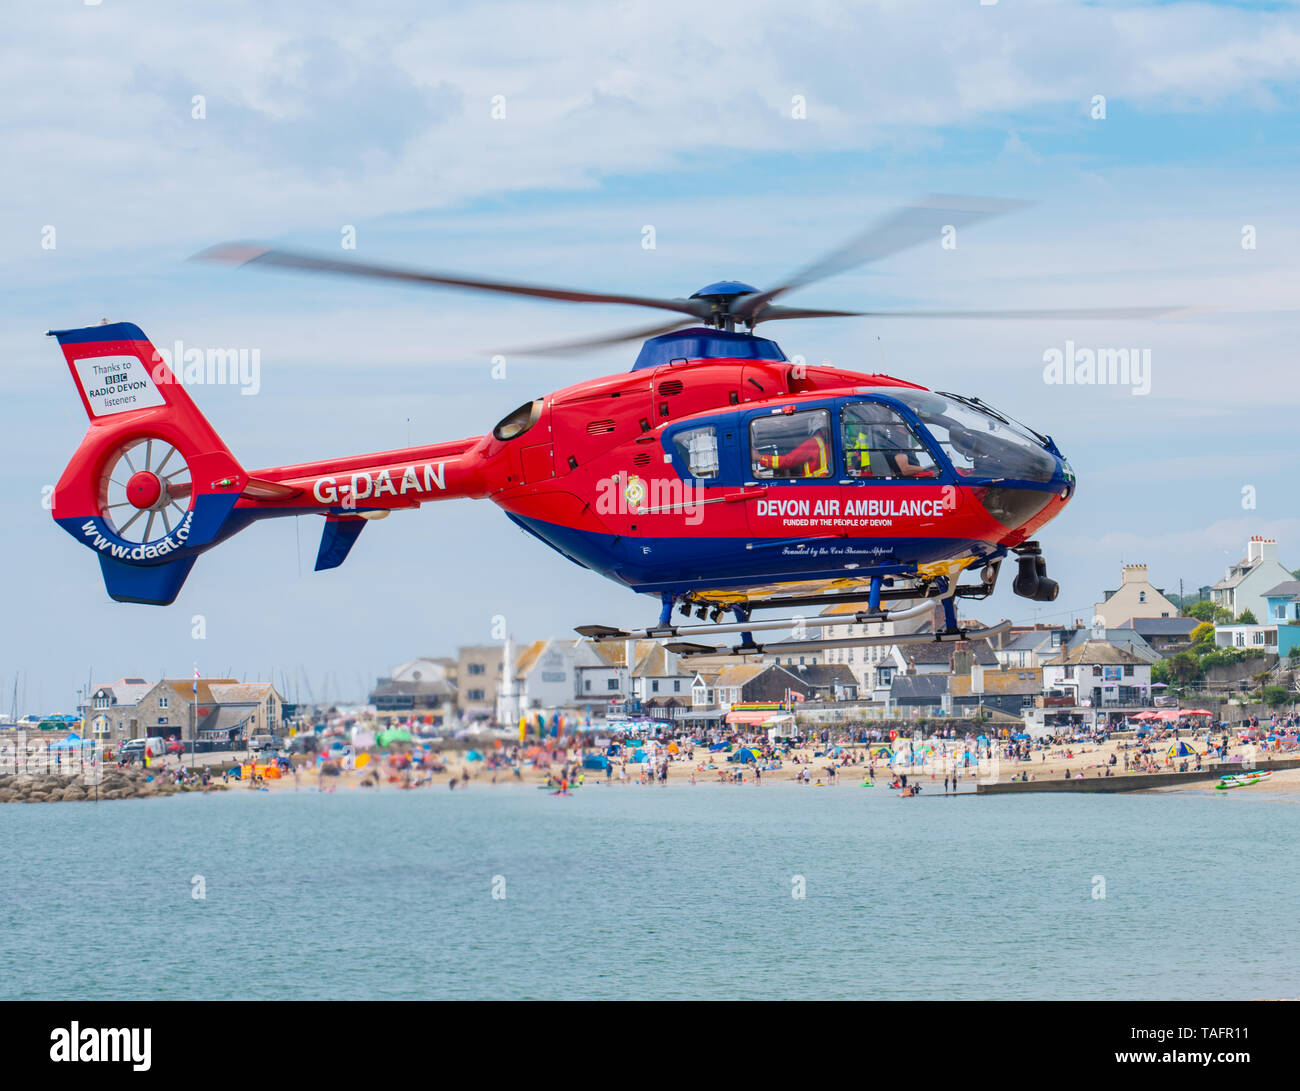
[886,390,1058,483]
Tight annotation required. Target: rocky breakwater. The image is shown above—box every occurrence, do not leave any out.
[0,768,191,803]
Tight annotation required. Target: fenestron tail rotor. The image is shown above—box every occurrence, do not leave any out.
[99,438,192,544]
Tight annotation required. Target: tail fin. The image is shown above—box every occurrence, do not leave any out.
[48,322,247,604]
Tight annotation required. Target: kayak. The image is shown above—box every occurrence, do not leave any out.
[1215,776,1260,790]
[1220,770,1269,781]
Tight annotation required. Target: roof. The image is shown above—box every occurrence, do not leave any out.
[512,640,549,678]
[901,639,997,667]
[631,644,684,678]
[889,674,949,700]
[1115,617,1198,636]
[207,682,280,705]
[999,630,1059,653]
[1048,641,1148,666]
[713,663,771,688]
[95,679,156,706]
[1261,580,1300,601]
[369,679,454,700]
[162,677,238,705]
[787,664,857,688]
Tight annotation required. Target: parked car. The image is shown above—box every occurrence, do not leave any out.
[248,735,282,752]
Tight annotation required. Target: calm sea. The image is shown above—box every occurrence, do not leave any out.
[1,782,1296,1000]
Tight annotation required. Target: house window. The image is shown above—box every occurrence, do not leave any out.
[159,696,168,708]
[468,689,485,701]
[841,401,937,479]
[1138,591,1146,603]
[750,408,832,479]
[607,678,618,690]
[1123,665,1133,677]
[584,679,591,692]
[468,663,485,675]
[673,681,681,693]
[652,680,660,693]
[1092,666,1102,676]
[1253,631,1265,645]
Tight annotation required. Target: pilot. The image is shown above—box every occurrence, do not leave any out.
[880,425,935,478]
[755,427,829,478]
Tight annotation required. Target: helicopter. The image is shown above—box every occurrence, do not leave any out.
[46,196,1182,658]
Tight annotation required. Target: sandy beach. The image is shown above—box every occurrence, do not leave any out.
[220,731,1300,797]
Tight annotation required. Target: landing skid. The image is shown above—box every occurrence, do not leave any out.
[665,619,1013,659]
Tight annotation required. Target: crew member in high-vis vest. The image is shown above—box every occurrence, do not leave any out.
[844,421,873,476]
[756,431,829,477]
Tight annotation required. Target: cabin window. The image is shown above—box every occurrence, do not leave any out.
[672,426,719,479]
[750,409,832,479]
[841,402,937,479]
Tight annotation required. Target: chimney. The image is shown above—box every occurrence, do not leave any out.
[1120,564,1147,584]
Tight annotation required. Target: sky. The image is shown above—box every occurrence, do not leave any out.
[3,0,1300,712]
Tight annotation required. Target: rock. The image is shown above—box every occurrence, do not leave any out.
[0,788,17,803]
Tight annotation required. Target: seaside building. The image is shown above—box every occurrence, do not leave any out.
[1260,581,1300,657]
[79,677,283,747]
[1093,564,1178,627]
[1041,641,1152,709]
[369,656,457,719]
[456,645,505,722]
[1211,536,1293,622]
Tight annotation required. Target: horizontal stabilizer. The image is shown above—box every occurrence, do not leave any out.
[315,515,366,571]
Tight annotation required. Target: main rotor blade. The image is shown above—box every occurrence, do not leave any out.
[736,194,1030,321]
[194,243,713,320]
[497,318,697,357]
[754,304,865,322]
[856,304,1203,320]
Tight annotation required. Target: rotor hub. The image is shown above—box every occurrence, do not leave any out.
[126,470,164,510]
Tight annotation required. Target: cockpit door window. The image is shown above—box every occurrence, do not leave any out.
[750,409,832,480]
[840,402,938,480]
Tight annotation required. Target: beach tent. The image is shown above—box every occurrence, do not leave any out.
[869,745,893,758]
[1012,732,1029,741]
[632,748,648,762]
[1166,741,1199,758]
[465,749,483,761]
[728,747,761,763]
[582,754,610,771]
[50,733,95,750]
[376,728,412,748]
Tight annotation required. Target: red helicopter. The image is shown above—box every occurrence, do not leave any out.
[47,196,1176,657]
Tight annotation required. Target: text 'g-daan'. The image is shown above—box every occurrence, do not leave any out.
[312,463,447,504]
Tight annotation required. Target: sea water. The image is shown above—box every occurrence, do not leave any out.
[1,783,1295,1000]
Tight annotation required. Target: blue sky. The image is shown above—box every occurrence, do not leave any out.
[3,0,1300,711]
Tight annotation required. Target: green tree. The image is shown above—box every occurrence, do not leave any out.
[1238,608,1259,625]
[1184,601,1216,623]
[1261,685,1289,707]
[1191,621,1215,646]
[1167,650,1201,685]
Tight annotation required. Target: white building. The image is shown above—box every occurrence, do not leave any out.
[1212,536,1293,622]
